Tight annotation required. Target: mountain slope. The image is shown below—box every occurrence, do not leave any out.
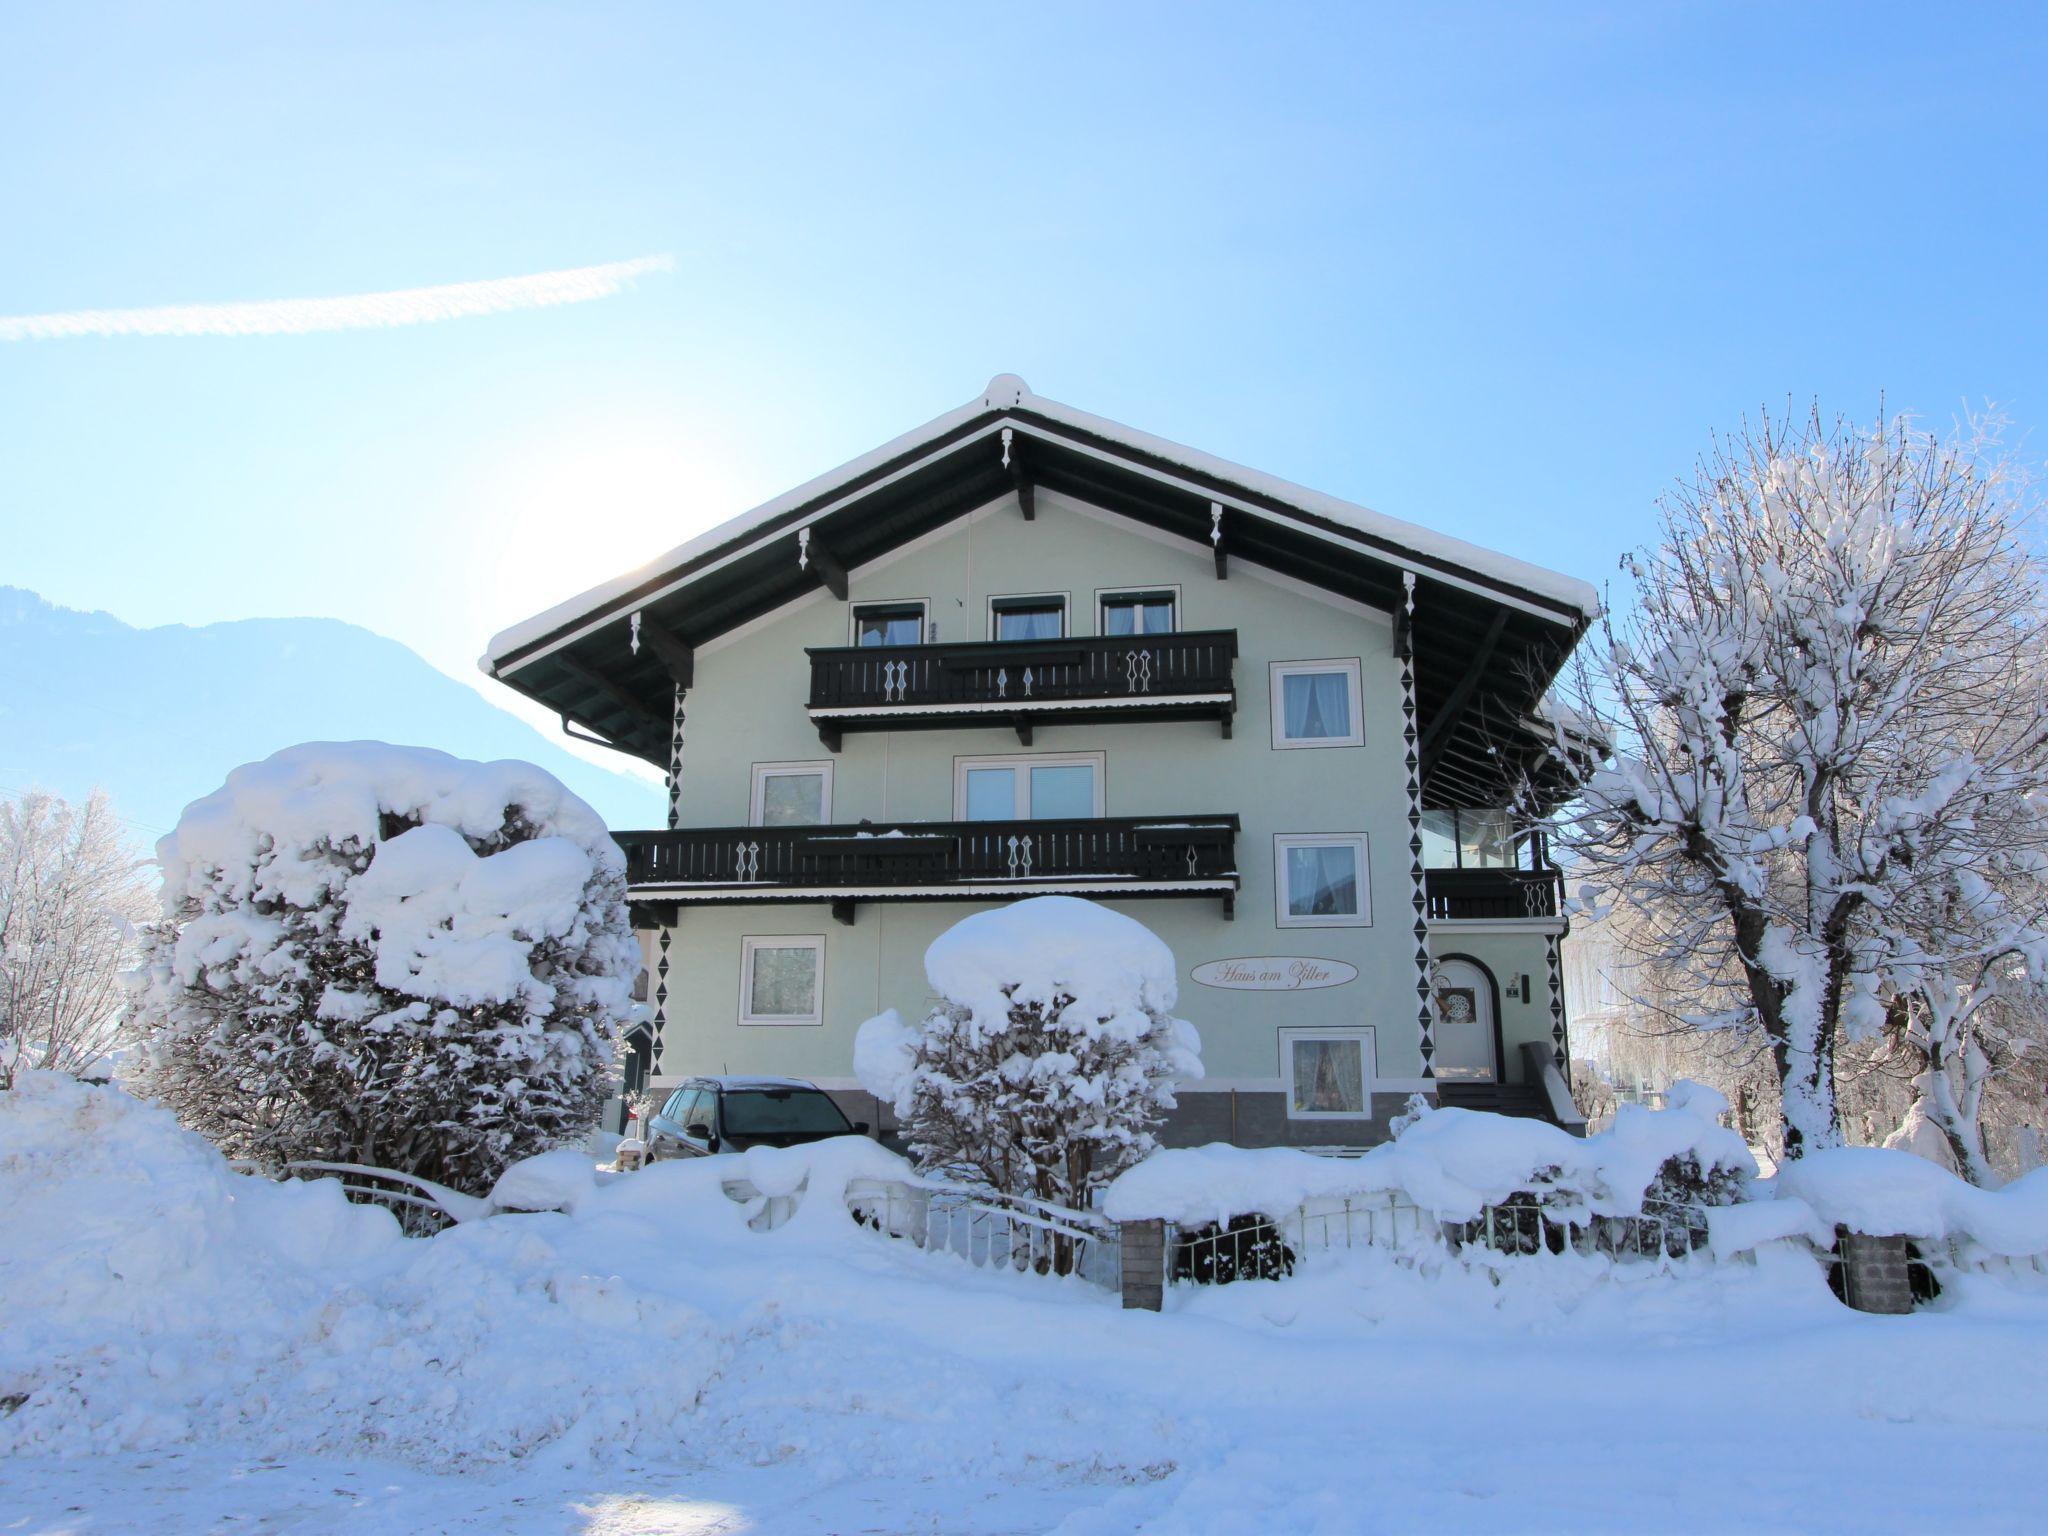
[0,587,663,839]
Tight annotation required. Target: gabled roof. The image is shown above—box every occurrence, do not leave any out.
[483,374,1597,810]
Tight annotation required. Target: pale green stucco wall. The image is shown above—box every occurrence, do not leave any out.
[645,487,1563,1095]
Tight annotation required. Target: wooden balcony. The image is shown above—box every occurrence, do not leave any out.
[617,814,1241,924]
[805,630,1238,749]
[1424,867,1562,923]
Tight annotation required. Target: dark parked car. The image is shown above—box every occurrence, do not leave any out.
[645,1075,869,1159]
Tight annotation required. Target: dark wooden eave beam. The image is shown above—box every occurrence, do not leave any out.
[636,616,695,690]
[799,530,850,600]
[1005,428,1035,519]
[1418,610,1509,776]
[557,655,670,738]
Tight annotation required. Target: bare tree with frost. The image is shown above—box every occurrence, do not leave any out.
[1548,408,2048,1159]
[0,789,156,1087]
[127,744,639,1193]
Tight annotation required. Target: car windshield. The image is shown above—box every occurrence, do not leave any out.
[719,1088,852,1136]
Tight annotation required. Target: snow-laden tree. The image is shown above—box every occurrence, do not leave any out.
[0,789,156,1087]
[855,896,1202,1214]
[1548,408,2048,1159]
[127,743,639,1193]
[1874,855,2048,1185]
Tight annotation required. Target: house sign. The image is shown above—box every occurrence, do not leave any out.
[1191,957,1358,992]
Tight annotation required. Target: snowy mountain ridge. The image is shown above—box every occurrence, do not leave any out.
[0,587,662,841]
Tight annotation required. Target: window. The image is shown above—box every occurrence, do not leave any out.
[1269,659,1364,749]
[989,593,1067,641]
[739,936,824,1026]
[1282,1029,1376,1119]
[1421,808,1523,869]
[676,1088,711,1131]
[720,1087,852,1137]
[750,761,833,827]
[1098,588,1177,636]
[1274,833,1370,927]
[851,601,926,647]
[955,752,1105,821]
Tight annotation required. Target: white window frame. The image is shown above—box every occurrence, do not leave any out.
[953,750,1107,820]
[848,598,931,647]
[748,760,835,827]
[738,935,826,1027]
[985,590,1070,641]
[1273,832,1372,928]
[1269,658,1365,749]
[1092,583,1182,636]
[1279,1026,1378,1120]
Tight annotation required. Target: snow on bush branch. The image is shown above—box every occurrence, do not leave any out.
[127,743,640,1193]
[856,896,1202,1212]
[1541,407,2048,1168]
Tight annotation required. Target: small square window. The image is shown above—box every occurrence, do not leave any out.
[1274,833,1370,927]
[1099,589,1177,636]
[750,762,833,827]
[740,936,824,1026]
[990,594,1067,641]
[1270,659,1364,748]
[852,602,926,647]
[1282,1030,1375,1119]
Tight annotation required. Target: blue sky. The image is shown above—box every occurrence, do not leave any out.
[5,2,2045,761]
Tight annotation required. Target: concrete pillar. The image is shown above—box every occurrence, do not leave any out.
[1837,1229,1914,1314]
[1121,1218,1167,1311]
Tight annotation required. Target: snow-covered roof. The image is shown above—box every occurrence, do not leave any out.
[484,373,1595,671]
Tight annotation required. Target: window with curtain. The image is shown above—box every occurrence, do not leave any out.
[853,603,924,647]
[1100,591,1176,635]
[1285,843,1359,918]
[992,597,1065,641]
[754,768,827,826]
[1289,1036,1367,1116]
[1275,833,1370,926]
[1283,672,1351,739]
[1270,660,1363,747]
[741,938,822,1023]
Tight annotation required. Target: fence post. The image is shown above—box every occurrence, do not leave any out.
[1836,1228,1914,1315]
[1121,1218,1167,1311]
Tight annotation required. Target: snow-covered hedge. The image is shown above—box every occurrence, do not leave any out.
[127,742,639,1194]
[857,896,1201,1209]
[1775,1148,2048,1258]
[1103,1082,1753,1227]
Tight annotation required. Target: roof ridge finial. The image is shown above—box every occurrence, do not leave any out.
[983,372,1029,408]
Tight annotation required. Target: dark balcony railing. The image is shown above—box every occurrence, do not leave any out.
[805,630,1238,746]
[616,815,1240,916]
[1424,867,1562,921]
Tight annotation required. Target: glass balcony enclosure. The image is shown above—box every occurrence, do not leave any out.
[1420,808,1543,871]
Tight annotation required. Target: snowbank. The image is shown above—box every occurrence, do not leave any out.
[1777,1148,2048,1256]
[1104,1081,1754,1226]
[0,1074,757,1464]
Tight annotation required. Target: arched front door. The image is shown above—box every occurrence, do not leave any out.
[1431,957,1499,1082]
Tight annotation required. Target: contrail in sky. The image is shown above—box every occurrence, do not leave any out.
[0,255,673,341]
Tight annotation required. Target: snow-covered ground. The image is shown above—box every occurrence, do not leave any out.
[8,1075,2048,1535]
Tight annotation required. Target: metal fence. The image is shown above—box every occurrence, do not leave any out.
[843,1177,1124,1291]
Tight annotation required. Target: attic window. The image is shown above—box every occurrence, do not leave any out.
[852,602,926,647]
[990,594,1067,641]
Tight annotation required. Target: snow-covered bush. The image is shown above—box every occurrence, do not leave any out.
[126,743,638,1194]
[856,896,1201,1212]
